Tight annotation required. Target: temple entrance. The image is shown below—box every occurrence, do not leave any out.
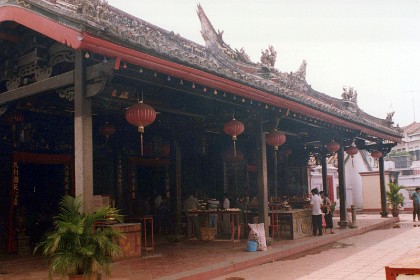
[127,157,170,216]
[19,163,65,247]
[7,152,73,253]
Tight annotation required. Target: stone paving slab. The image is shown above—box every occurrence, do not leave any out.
[162,215,399,280]
[213,214,420,280]
[0,214,400,280]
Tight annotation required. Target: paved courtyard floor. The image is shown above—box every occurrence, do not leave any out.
[0,213,409,280]
[214,213,420,280]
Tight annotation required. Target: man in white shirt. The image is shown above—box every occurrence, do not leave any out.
[222,194,231,235]
[310,188,323,236]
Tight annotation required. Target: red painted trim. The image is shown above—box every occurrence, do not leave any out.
[0,6,82,48]
[12,151,72,164]
[79,34,399,142]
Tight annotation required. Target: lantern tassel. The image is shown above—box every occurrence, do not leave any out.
[233,140,237,156]
[140,132,144,157]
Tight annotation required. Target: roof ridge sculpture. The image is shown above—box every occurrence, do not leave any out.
[1,0,402,138]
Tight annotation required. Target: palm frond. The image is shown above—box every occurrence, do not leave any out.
[34,195,124,278]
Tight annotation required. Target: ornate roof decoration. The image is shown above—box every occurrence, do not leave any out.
[341,87,358,104]
[0,0,402,139]
[260,46,277,67]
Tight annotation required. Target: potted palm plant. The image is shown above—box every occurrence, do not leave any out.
[34,195,124,280]
[386,182,405,217]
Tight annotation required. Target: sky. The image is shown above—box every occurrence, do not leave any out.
[107,0,420,127]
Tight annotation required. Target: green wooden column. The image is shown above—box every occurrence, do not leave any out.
[74,49,94,212]
[379,156,388,217]
[321,150,328,197]
[257,120,269,235]
[337,140,348,228]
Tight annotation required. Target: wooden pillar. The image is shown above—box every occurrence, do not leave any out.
[273,149,278,197]
[257,121,269,235]
[321,151,328,196]
[175,141,183,233]
[379,156,388,217]
[74,49,94,212]
[337,141,348,228]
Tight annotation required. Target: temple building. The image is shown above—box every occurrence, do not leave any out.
[0,0,402,253]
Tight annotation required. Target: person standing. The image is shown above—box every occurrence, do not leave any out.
[222,194,231,235]
[320,191,334,234]
[411,187,420,222]
[310,188,323,236]
[207,198,219,233]
[186,193,200,239]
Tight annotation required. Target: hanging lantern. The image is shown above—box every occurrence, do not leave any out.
[345,146,359,157]
[266,130,286,198]
[371,150,382,160]
[99,122,116,139]
[266,130,286,150]
[326,140,340,154]
[125,101,156,156]
[345,145,359,167]
[223,117,244,156]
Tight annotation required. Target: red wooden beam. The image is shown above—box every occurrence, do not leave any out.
[0,6,82,49]
[79,34,400,142]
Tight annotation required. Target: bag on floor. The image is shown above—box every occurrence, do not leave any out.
[248,223,267,251]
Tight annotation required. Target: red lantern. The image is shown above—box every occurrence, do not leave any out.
[345,146,359,157]
[346,145,359,167]
[266,130,286,197]
[266,130,286,151]
[371,150,382,159]
[99,122,116,139]
[223,117,244,156]
[125,101,156,156]
[326,140,340,153]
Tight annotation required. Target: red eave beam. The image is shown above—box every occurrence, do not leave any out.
[0,6,82,49]
[80,33,399,142]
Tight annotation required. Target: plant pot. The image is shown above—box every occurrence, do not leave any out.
[391,208,399,217]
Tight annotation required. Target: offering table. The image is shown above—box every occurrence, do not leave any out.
[277,209,312,239]
[186,209,242,242]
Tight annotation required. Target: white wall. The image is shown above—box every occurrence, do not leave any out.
[345,153,366,209]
